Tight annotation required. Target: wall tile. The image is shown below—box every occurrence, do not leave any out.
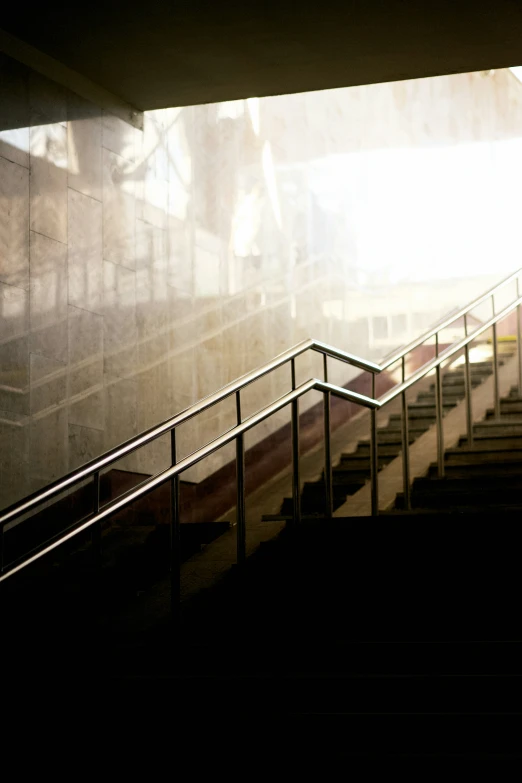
[30,352,67,415]
[136,219,167,271]
[104,377,137,448]
[29,231,68,362]
[69,305,103,365]
[167,217,192,293]
[29,123,68,244]
[30,406,68,484]
[68,94,102,201]
[69,359,103,398]
[102,148,135,268]
[168,347,196,411]
[195,333,224,399]
[136,362,171,431]
[0,157,30,289]
[68,188,103,313]
[136,273,169,363]
[103,377,138,472]
[0,335,29,415]
[68,305,103,404]
[103,260,137,379]
[136,363,172,475]
[0,412,30,509]
[0,283,29,343]
[69,389,104,430]
[102,113,136,161]
[167,288,195,331]
[0,128,30,169]
[68,423,104,471]
[137,332,169,374]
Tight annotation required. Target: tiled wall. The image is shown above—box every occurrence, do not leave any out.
[2,52,522,509]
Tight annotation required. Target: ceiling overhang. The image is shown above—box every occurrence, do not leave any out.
[1,0,522,117]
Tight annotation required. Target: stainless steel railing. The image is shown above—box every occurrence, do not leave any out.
[1,267,522,606]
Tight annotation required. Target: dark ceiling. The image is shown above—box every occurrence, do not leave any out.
[2,0,522,110]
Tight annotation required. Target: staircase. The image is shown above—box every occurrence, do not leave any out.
[161,372,522,757]
[3,270,522,758]
[268,356,507,519]
[393,382,522,513]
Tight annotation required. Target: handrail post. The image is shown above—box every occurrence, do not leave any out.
[291,358,301,526]
[170,428,181,622]
[370,374,379,516]
[401,356,411,511]
[323,354,333,518]
[517,277,522,397]
[236,391,246,564]
[492,321,500,419]
[435,333,445,478]
[92,471,101,568]
[464,315,474,446]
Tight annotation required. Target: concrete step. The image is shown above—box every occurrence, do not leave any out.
[262,513,330,522]
[176,636,522,676]
[412,474,522,492]
[377,422,430,436]
[191,512,522,649]
[280,487,363,516]
[387,416,437,429]
[452,435,522,454]
[485,411,522,422]
[402,490,522,510]
[404,401,458,413]
[388,412,438,422]
[332,470,371,484]
[428,462,522,478]
[417,391,464,403]
[395,490,522,510]
[359,430,421,445]
[433,376,487,389]
[445,367,493,377]
[339,453,396,468]
[302,476,367,494]
[353,442,405,456]
[497,402,522,414]
[391,502,522,515]
[472,422,522,437]
[446,448,522,464]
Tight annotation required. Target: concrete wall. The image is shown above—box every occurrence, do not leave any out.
[2,52,522,509]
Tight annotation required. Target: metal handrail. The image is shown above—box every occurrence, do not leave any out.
[379,296,522,405]
[1,267,522,595]
[375,291,522,507]
[0,338,380,529]
[379,267,522,370]
[0,380,378,582]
